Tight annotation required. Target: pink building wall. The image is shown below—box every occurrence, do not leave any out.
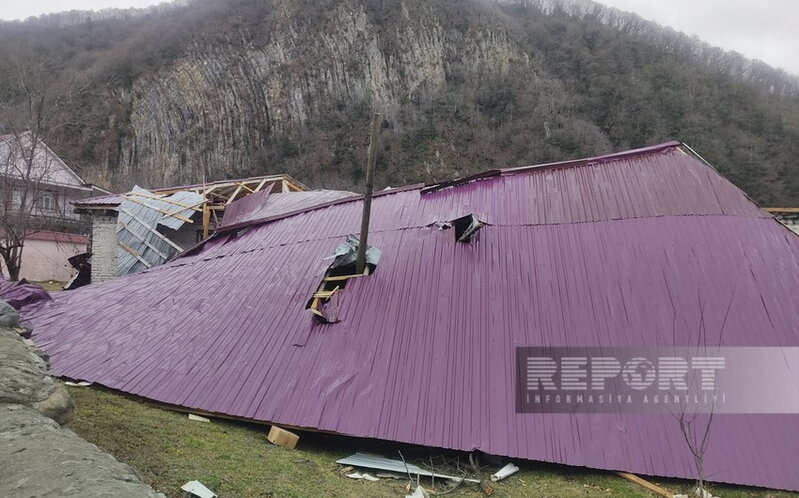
[1,231,87,282]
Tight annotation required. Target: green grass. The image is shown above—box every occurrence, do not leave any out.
[65,386,797,498]
[29,280,65,291]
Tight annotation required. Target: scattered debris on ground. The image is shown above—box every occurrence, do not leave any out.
[64,384,793,498]
[405,484,429,497]
[266,424,299,449]
[491,462,519,482]
[64,380,93,387]
[617,471,674,497]
[345,471,380,481]
[180,480,216,498]
[337,452,482,485]
[695,487,720,498]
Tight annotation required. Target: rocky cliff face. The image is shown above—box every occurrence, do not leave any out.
[115,0,530,187]
[4,0,799,203]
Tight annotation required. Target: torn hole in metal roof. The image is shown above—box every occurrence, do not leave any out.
[224,226,250,242]
[452,214,485,243]
[306,235,381,324]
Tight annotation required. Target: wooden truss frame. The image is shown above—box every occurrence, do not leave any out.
[154,176,306,240]
[107,175,307,241]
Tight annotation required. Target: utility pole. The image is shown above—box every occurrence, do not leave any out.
[356,112,381,274]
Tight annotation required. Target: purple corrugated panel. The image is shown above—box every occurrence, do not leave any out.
[197,146,765,246]
[218,189,358,232]
[0,278,52,310]
[218,187,272,228]
[24,142,799,491]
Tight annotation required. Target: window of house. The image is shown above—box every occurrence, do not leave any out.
[38,191,56,211]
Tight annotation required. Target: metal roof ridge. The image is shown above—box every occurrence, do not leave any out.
[501,140,682,174]
[171,185,426,261]
[210,184,427,235]
[420,141,682,194]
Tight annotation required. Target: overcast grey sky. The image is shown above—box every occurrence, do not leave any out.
[0,1,160,20]
[1,0,797,75]
[597,0,798,75]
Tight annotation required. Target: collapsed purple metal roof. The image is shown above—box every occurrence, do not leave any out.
[0,278,52,310]
[218,189,358,232]
[24,142,799,490]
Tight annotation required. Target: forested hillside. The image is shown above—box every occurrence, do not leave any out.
[1,0,799,204]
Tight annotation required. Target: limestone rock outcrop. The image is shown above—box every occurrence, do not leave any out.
[0,299,162,497]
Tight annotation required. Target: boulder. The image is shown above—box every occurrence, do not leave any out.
[0,404,164,497]
[0,326,162,496]
[0,300,20,328]
[33,384,75,425]
[0,327,54,406]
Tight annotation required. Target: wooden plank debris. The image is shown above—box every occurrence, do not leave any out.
[124,191,202,211]
[616,472,673,498]
[225,184,244,205]
[118,241,152,268]
[766,207,799,213]
[266,425,299,449]
[202,202,211,240]
[117,220,169,260]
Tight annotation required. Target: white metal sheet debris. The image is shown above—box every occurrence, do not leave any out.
[490,462,519,481]
[180,480,216,498]
[345,472,380,481]
[405,484,429,498]
[336,452,480,483]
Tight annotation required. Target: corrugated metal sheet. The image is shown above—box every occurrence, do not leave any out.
[72,192,124,207]
[24,143,799,491]
[116,186,202,275]
[0,278,51,310]
[217,187,272,229]
[218,189,359,232]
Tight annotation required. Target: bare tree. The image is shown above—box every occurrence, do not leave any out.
[670,292,733,497]
[675,393,715,495]
[0,56,87,280]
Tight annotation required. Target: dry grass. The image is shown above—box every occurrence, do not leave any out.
[65,386,797,498]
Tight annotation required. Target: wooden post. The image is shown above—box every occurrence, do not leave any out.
[202,187,211,240]
[356,112,381,274]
